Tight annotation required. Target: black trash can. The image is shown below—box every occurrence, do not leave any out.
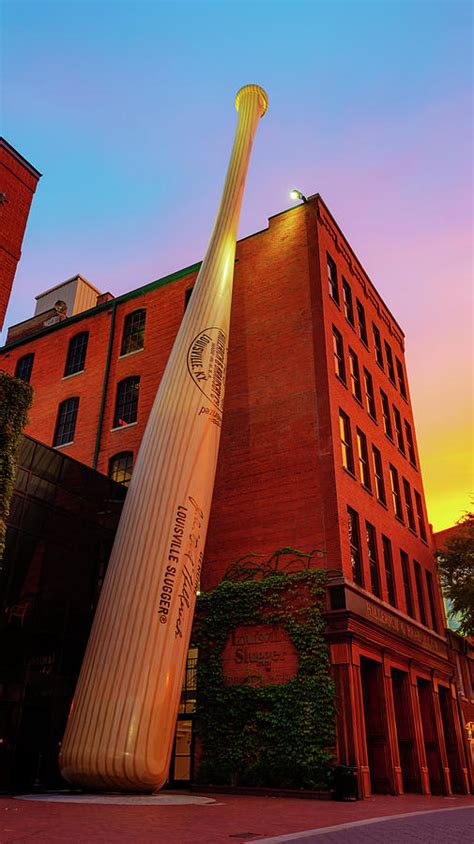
[333,764,358,801]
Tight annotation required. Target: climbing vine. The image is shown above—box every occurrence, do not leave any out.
[0,372,33,560]
[193,549,335,789]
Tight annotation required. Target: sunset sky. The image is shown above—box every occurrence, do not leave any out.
[1,0,472,531]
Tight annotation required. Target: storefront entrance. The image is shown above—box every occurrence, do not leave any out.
[417,678,444,794]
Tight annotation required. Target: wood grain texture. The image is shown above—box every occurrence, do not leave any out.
[59,84,268,792]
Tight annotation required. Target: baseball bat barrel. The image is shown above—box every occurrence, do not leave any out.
[59,84,268,792]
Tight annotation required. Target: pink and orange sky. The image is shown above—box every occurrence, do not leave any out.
[1,0,472,531]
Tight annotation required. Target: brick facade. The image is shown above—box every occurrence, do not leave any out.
[1,194,471,796]
[0,138,41,329]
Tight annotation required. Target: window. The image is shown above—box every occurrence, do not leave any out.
[15,353,34,383]
[372,323,384,368]
[400,551,414,617]
[349,349,362,401]
[393,405,405,454]
[426,571,439,632]
[356,428,371,490]
[332,326,346,383]
[327,253,339,304]
[348,507,363,585]
[339,410,354,474]
[113,376,140,428]
[396,357,407,399]
[121,309,146,356]
[414,490,427,541]
[366,522,381,597]
[184,287,194,310]
[356,299,368,345]
[389,464,404,520]
[342,278,354,326]
[405,420,417,467]
[414,561,427,624]
[64,332,88,376]
[372,445,386,504]
[109,451,134,487]
[363,368,376,419]
[384,341,396,384]
[380,390,393,439]
[53,397,79,447]
[382,535,396,606]
[402,478,416,532]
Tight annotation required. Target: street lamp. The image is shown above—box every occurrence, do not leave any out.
[289,189,307,203]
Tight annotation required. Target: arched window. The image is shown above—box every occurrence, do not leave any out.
[64,332,89,376]
[15,352,35,383]
[120,309,146,356]
[108,452,134,487]
[53,397,79,447]
[113,376,140,428]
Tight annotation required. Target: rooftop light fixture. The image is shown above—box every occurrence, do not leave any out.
[289,189,307,203]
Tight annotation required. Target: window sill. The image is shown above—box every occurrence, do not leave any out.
[335,374,348,389]
[409,460,418,471]
[54,441,74,450]
[368,413,378,425]
[329,295,341,309]
[361,484,373,496]
[384,433,395,445]
[110,421,138,432]
[352,394,364,408]
[377,497,388,509]
[359,338,369,351]
[408,526,418,537]
[62,370,84,381]
[119,348,144,360]
[376,361,385,374]
[397,447,406,458]
[342,466,357,481]
[395,515,405,526]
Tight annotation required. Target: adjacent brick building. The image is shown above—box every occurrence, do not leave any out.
[1,193,472,796]
[0,138,41,330]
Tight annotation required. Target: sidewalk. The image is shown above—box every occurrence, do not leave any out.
[0,792,472,843]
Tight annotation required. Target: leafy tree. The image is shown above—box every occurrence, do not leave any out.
[436,512,474,637]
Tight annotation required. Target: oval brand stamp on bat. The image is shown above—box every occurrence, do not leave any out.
[187,327,227,412]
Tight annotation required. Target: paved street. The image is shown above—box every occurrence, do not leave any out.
[0,793,472,843]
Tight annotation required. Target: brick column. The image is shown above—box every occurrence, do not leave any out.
[383,657,403,794]
[408,669,430,794]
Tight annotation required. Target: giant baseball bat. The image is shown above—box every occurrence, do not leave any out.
[59,84,268,792]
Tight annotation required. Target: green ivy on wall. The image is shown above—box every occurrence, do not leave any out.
[193,550,335,789]
[0,372,33,559]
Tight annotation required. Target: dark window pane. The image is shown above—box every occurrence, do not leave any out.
[64,332,89,376]
[414,561,427,624]
[366,522,381,597]
[332,327,346,382]
[327,254,339,304]
[113,377,140,427]
[380,390,393,439]
[356,299,368,345]
[389,464,404,521]
[384,341,396,384]
[405,420,417,466]
[372,324,384,368]
[53,397,79,447]
[414,490,427,541]
[402,478,416,531]
[342,278,354,325]
[382,535,396,606]
[372,445,386,505]
[349,349,362,401]
[426,571,439,632]
[400,551,414,617]
[15,353,35,383]
[356,428,371,490]
[363,368,376,419]
[393,405,405,454]
[121,309,146,355]
[396,357,407,399]
[348,507,363,586]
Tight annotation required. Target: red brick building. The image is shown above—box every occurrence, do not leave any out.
[1,194,472,797]
[0,138,41,330]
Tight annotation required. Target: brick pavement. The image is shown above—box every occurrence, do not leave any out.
[0,793,472,843]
